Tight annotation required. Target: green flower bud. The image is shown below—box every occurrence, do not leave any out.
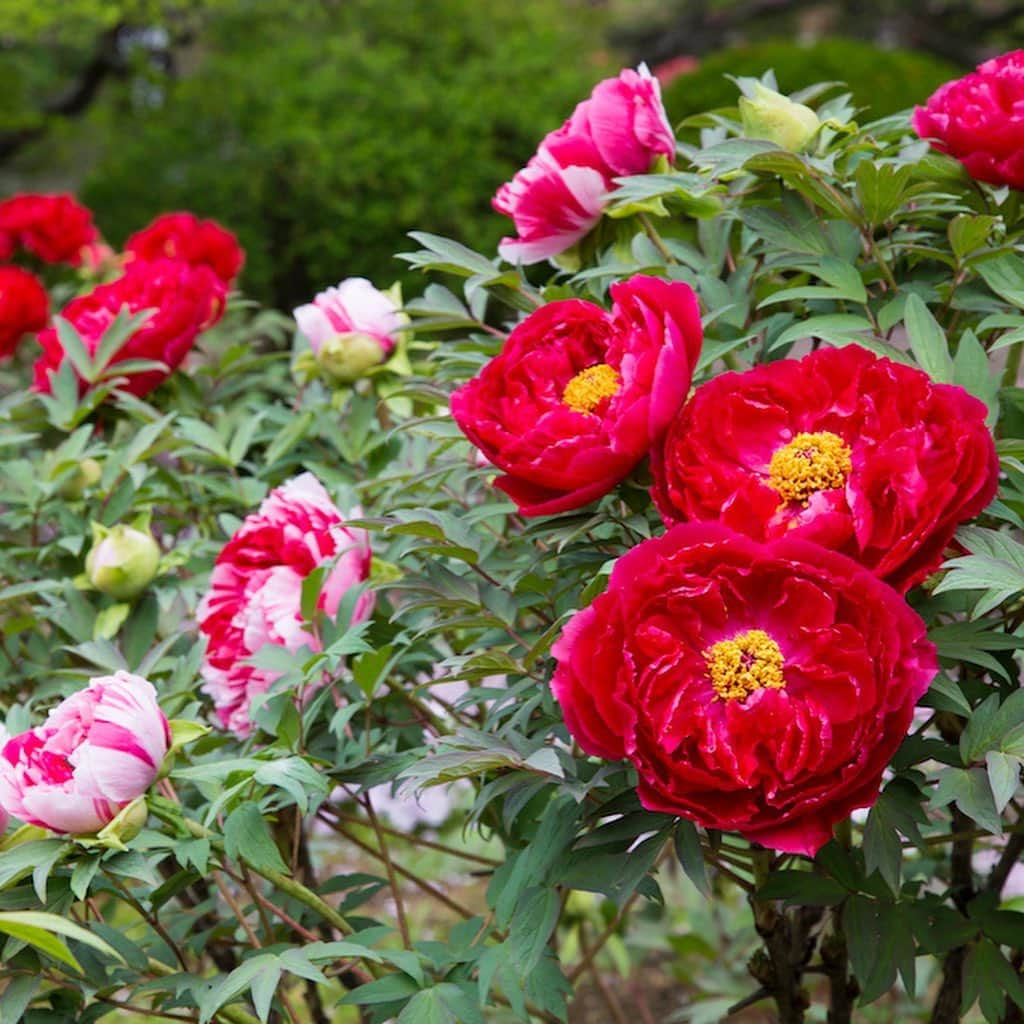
[86,523,160,600]
[739,83,820,153]
[85,797,149,851]
[316,332,388,384]
[57,458,102,500]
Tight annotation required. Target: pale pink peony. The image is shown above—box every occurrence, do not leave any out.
[198,473,374,737]
[494,66,676,264]
[0,672,170,835]
[293,278,401,356]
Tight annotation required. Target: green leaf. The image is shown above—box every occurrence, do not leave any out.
[253,757,328,812]
[0,911,122,970]
[986,751,1021,812]
[846,898,918,1004]
[953,329,998,419]
[961,693,1003,763]
[673,819,710,897]
[855,161,914,223]
[768,314,876,353]
[756,870,847,906]
[397,989,457,1024]
[91,309,154,374]
[903,293,954,383]
[932,767,1003,835]
[223,804,289,873]
[53,316,96,383]
[949,214,998,261]
[758,258,866,306]
[978,253,1024,308]
[0,838,67,892]
[198,953,280,1024]
[962,939,1024,1022]
[351,644,398,698]
[342,974,421,1006]
[0,975,39,1024]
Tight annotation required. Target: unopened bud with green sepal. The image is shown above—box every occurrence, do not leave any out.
[739,83,820,153]
[56,458,102,500]
[316,331,389,383]
[85,521,160,600]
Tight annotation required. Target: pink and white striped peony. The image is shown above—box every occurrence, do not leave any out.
[0,672,170,834]
[198,472,374,737]
[494,65,676,264]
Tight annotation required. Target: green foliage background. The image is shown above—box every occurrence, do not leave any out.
[58,0,609,307]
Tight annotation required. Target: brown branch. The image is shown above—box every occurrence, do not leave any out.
[821,903,857,1024]
[930,807,977,1024]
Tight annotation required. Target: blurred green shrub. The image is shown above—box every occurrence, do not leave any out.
[75,0,610,306]
[661,37,962,124]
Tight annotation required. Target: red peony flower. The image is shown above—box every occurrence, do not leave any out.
[0,266,49,359]
[0,193,98,266]
[495,66,676,264]
[551,522,937,856]
[651,345,997,593]
[450,275,702,517]
[33,257,226,398]
[914,51,1024,190]
[125,212,244,286]
[198,473,374,737]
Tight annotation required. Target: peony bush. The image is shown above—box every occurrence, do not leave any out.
[4,49,1024,1024]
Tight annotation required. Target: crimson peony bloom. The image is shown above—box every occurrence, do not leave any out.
[33,257,226,397]
[0,672,170,835]
[125,212,245,286]
[914,51,1024,190]
[0,193,98,266]
[0,265,49,359]
[198,473,374,737]
[450,275,702,517]
[494,66,676,264]
[551,523,937,856]
[651,345,997,593]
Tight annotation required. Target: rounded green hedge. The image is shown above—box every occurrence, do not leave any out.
[76,0,610,307]
[661,37,963,124]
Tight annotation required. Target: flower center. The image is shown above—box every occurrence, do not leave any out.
[704,629,786,702]
[562,363,620,415]
[767,431,851,504]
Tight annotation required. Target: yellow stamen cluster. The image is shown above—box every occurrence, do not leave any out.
[705,629,786,702]
[562,363,620,415]
[767,431,852,504]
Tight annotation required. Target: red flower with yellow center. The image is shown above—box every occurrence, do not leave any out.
[651,344,997,592]
[450,275,703,517]
[550,522,937,856]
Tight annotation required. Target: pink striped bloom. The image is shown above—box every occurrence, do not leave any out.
[0,672,170,834]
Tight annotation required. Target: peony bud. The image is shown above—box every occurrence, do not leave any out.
[86,522,160,599]
[739,83,820,153]
[316,331,389,383]
[56,458,102,499]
